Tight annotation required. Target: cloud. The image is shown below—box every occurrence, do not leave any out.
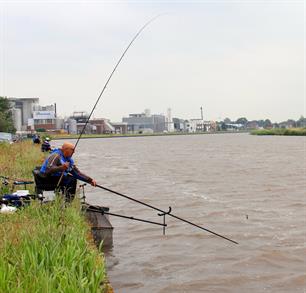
[1,1,304,122]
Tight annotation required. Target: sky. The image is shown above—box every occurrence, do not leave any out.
[0,0,305,122]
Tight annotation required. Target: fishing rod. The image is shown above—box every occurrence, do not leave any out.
[0,175,34,189]
[81,185,165,227]
[74,15,162,151]
[85,205,167,227]
[96,184,238,245]
[0,175,33,183]
[57,15,161,187]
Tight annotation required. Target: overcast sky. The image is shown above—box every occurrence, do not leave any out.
[0,0,304,122]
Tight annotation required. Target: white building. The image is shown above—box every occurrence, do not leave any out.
[185,119,212,132]
[122,110,166,133]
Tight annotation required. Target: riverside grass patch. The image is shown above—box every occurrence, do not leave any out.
[251,128,306,136]
[0,141,45,194]
[0,198,107,292]
[0,141,108,292]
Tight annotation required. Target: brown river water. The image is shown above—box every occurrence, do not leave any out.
[55,133,306,292]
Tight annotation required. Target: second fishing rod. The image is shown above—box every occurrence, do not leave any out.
[95,183,239,245]
[78,178,238,244]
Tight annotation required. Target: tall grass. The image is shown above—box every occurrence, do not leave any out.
[0,198,107,292]
[0,141,45,194]
[0,141,109,292]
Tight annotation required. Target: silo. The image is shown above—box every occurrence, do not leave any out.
[68,119,77,134]
[12,108,22,131]
[55,118,64,130]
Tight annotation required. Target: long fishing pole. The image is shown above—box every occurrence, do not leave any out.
[0,175,33,183]
[74,15,162,151]
[96,184,238,245]
[57,15,161,187]
[1,175,34,190]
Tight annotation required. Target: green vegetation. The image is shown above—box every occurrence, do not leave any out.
[0,199,107,292]
[0,97,16,133]
[251,128,306,136]
[0,141,44,194]
[0,141,109,292]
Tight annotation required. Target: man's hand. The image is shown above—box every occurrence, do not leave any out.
[91,179,97,187]
[61,162,70,170]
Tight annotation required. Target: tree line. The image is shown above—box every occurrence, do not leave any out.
[222,116,306,129]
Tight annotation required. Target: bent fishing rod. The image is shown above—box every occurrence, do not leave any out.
[96,183,238,245]
[74,15,162,151]
[57,15,161,187]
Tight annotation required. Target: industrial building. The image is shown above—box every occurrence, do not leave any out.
[30,104,60,131]
[7,97,216,135]
[122,110,167,133]
[9,97,39,131]
[9,97,63,132]
[69,112,93,134]
[185,119,213,132]
[173,118,186,132]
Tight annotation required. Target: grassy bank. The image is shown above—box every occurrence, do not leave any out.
[0,141,109,292]
[0,142,44,185]
[251,128,306,136]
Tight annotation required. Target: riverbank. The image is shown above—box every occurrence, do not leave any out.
[251,128,306,136]
[50,130,249,140]
[0,141,110,292]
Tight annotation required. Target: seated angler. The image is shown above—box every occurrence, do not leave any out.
[39,142,96,201]
[41,137,52,152]
[32,134,41,144]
